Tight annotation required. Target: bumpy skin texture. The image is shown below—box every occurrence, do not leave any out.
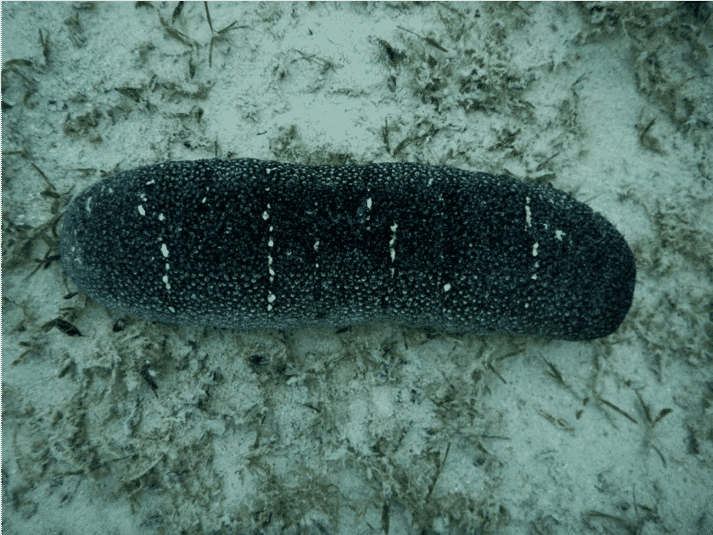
[60,159,636,340]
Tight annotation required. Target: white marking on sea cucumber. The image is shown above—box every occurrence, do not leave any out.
[85,196,92,214]
[314,239,320,251]
[168,306,176,313]
[268,254,274,282]
[443,283,452,292]
[267,292,276,303]
[145,179,155,185]
[161,244,169,257]
[162,274,171,290]
[268,238,274,247]
[367,198,372,210]
[389,223,398,264]
[266,168,278,175]
[138,205,146,216]
[158,213,165,221]
[532,243,539,257]
[531,274,538,280]
[525,196,532,228]
[201,197,207,204]
[262,211,269,220]
[555,230,565,241]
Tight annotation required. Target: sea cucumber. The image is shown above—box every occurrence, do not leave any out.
[60,159,636,340]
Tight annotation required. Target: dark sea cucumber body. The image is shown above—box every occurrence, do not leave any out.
[60,159,636,340]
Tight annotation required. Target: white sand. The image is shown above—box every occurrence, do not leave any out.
[2,3,712,534]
